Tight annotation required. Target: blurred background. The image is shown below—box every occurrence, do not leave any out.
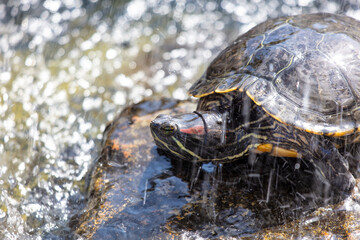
[0,0,359,238]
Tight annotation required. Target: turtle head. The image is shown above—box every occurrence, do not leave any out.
[150,111,236,162]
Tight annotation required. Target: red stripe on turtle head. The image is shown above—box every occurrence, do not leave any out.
[180,125,205,135]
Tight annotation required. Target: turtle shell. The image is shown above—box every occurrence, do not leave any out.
[189,13,360,136]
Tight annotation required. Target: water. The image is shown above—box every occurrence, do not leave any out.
[0,0,360,238]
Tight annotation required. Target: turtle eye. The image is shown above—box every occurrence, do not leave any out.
[160,123,176,135]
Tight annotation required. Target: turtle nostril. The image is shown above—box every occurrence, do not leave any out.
[150,120,162,132]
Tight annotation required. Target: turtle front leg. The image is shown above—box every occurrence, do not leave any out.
[307,136,355,193]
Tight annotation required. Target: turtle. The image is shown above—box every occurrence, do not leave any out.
[150,13,360,192]
[75,98,355,239]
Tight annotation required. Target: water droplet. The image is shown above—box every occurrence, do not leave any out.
[106,48,117,59]
[43,0,61,12]
[127,0,147,20]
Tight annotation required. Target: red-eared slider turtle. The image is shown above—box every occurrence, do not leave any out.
[75,98,359,239]
[150,13,360,192]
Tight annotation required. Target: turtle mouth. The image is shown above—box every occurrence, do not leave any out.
[150,126,189,161]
